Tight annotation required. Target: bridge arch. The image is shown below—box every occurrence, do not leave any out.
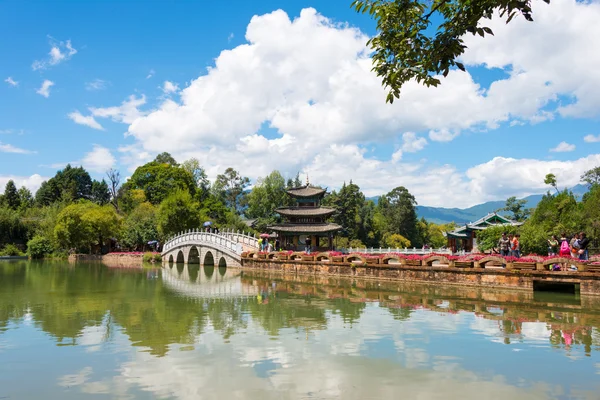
[188,246,200,264]
[381,255,401,265]
[423,255,450,267]
[345,254,366,264]
[176,250,185,264]
[218,257,227,276]
[478,256,506,268]
[168,254,174,264]
[204,250,215,266]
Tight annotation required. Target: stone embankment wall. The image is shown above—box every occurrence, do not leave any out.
[68,253,145,265]
[240,256,600,295]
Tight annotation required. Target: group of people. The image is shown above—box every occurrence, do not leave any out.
[547,232,590,260]
[496,231,591,261]
[497,233,521,258]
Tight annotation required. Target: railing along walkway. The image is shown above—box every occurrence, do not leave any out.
[162,229,259,257]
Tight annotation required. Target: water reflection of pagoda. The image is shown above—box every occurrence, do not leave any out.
[269,183,341,251]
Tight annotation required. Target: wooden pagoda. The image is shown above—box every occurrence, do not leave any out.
[268,184,341,251]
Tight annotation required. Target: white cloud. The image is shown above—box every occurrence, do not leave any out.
[0,174,47,194]
[36,79,54,98]
[85,79,108,91]
[162,81,179,94]
[584,134,600,143]
[460,0,600,119]
[90,95,146,124]
[32,37,77,70]
[429,128,459,142]
[0,142,35,154]
[82,4,600,207]
[68,111,104,130]
[4,77,18,87]
[146,69,155,79]
[80,145,116,173]
[550,141,576,153]
[401,132,428,153]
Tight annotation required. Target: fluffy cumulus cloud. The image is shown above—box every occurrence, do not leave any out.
[83,2,600,207]
[550,141,576,153]
[36,79,54,98]
[80,145,116,173]
[32,37,77,70]
[0,174,46,193]
[162,81,179,94]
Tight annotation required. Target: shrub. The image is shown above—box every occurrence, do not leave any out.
[0,243,25,256]
[26,235,54,259]
[143,252,162,263]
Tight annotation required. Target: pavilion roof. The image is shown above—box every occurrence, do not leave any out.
[275,207,336,217]
[268,223,342,234]
[286,185,326,198]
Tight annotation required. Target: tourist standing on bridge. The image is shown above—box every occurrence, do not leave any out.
[578,232,590,260]
[511,234,521,258]
[498,233,510,257]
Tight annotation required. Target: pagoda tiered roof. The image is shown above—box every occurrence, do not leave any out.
[268,223,342,234]
[275,207,336,217]
[286,185,326,198]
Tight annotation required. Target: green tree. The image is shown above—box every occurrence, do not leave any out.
[382,232,411,248]
[3,180,20,210]
[0,206,27,246]
[82,205,121,252]
[213,167,250,213]
[581,166,600,188]
[128,160,196,205]
[154,152,179,166]
[377,186,418,245]
[501,196,530,222]
[245,170,289,229]
[352,0,550,102]
[36,164,93,205]
[121,202,159,250]
[27,235,54,259]
[156,190,200,238]
[90,179,111,205]
[544,173,559,194]
[17,187,34,211]
[181,158,210,200]
[331,181,365,240]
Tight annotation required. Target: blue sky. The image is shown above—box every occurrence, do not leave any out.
[1,0,599,207]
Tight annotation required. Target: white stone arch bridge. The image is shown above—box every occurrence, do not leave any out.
[161,229,259,268]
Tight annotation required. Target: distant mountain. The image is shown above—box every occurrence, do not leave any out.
[367,184,589,225]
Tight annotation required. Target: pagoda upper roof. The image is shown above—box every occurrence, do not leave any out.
[268,223,342,234]
[275,207,336,217]
[286,185,326,198]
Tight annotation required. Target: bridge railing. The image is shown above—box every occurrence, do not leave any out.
[345,247,458,255]
[162,229,259,255]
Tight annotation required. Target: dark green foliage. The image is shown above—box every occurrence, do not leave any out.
[213,167,250,213]
[352,0,550,102]
[26,235,54,259]
[377,186,419,245]
[0,206,27,246]
[90,179,111,205]
[35,164,93,205]
[501,196,531,222]
[121,202,159,250]
[4,180,20,210]
[17,187,34,211]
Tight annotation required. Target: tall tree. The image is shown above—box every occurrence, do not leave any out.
[245,171,289,231]
[377,186,418,244]
[544,173,559,194]
[36,164,93,205]
[331,181,365,240]
[17,187,34,211]
[106,168,121,210]
[501,196,530,222]
[181,158,210,200]
[120,202,158,250]
[352,0,550,102]
[3,180,20,210]
[213,167,250,213]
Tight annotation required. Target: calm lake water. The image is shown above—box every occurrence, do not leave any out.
[1,261,599,400]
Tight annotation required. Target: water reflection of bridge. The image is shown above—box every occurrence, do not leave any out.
[162,264,259,299]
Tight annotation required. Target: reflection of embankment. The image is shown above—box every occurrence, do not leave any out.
[240,270,600,340]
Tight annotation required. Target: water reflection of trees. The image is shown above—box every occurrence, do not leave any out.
[1,262,600,357]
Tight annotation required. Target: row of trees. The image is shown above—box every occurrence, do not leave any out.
[0,152,449,258]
